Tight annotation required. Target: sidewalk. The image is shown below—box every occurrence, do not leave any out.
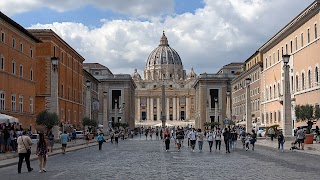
[0,138,101,168]
[255,137,320,155]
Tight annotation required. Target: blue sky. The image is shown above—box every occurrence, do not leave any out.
[0,0,314,74]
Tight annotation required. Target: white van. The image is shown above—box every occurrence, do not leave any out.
[256,126,266,137]
[76,131,84,139]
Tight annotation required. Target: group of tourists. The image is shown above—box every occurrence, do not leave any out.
[161,126,257,153]
[0,127,34,154]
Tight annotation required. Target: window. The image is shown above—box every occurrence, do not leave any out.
[61,52,64,63]
[12,60,15,74]
[315,24,318,39]
[307,29,310,43]
[0,91,5,110]
[257,99,260,110]
[1,55,4,70]
[277,50,280,61]
[266,113,269,124]
[290,41,293,53]
[20,42,23,52]
[11,94,16,111]
[295,36,298,50]
[301,33,304,47]
[30,97,33,113]
[308,70,311,88]
[265,88,268,100]
[30,68,33,80]
[1,31,4,42]
[270,112,273,124]
[19,95,23,113]
[278,83,280,97]
[19,65,23,77]
[281,47,284,56]
[30,48,33,58]
[302,73,305,90]
[274,112,277,123]
[265,58,268,68]
[12,38,15,48]
[61,84,64,97]
[53,46,56,57]
[273,85,276,98]
[296,75,299,91]
[316,67,319,85]
[285,44,288,54]
[273,53,275,64]
[68,87,70,99]
[270,86,272,99]
[278,111,281,122]
[269,55,271,66]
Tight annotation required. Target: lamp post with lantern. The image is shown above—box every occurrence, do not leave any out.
[245,77,252,133]
[282,54,292,137]
[86,80,92,119]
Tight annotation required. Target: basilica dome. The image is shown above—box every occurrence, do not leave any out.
[146,31,182,67]
[143,32,184,81]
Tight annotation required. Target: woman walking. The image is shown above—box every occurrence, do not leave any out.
[207,130,214,152]
[215,128,222,151]
[197,129,204,152]
[163,128,171,152]
[36,133,47,172]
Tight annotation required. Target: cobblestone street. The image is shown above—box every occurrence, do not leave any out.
[1,136,320,180]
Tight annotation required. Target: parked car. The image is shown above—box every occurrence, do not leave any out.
[31,134,39,144]
[76,131,84,139]
[257,126,266,137]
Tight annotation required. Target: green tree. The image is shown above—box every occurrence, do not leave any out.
[82,117,98,128]
[36,110,59,133]
[315,105,320,120]
[295,104,315,134]
[203,122,211,129]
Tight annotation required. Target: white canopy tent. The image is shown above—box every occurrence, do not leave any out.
[0,114,19,124]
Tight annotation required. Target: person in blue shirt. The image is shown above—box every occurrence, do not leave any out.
[60,131,69,154]
[97,133,105,150]
[71,130,77,144]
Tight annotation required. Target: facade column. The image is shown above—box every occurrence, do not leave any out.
[173,97,177,120]
[85,81,91,119]
[214,98,218,124]
[103,92,108,132]
[283,55,293,137]
[147,97,150,121]
[166,97,170,120]
[157,98,161,121]
[50,57,59,116]
[176,97,180,120]
[137,97,140,121]
[246,78,252,133]
[186,96,190,120]
[226,91,231,120]
[150,97,154,121]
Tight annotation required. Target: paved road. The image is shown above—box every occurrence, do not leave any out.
[1,136,320,180]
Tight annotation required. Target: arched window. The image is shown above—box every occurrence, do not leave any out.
[278,82,280,97]
[266,113,269,124]
[296,75,299,91]
[274,111,277,123]
[273,85,276,98]
[302,73,305,90]
[266,88,268,100]
[316,67,319,86]
[270,86,272,99]
[308,70,311,88]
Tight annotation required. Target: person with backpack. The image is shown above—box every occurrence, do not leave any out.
[97,133,106,150]
[215,128,222,151]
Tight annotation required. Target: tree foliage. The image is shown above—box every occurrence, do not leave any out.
[295,104,316,134]
[35,110,59,132]
[82,117,98,128]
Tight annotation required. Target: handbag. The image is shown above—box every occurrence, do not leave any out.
[21,136,31,155]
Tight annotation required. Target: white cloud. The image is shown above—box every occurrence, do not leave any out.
[27,0,314,74]
[0,0,174,18]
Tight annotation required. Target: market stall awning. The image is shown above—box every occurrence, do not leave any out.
[0,114,19,124]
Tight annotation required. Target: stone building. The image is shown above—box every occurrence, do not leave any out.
[0,12,40,130]
[193,63,244,129]
[83,69,100,123]
[133,32,197,127]
[29,29,85,129]
[231,51,263,132]
[259,0,320,133]
[84,63,136,129]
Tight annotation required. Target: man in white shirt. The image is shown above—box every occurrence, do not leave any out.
[17,131,33,173]
[189,128,197,152]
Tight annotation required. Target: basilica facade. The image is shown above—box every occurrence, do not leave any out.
[132,32,197,127]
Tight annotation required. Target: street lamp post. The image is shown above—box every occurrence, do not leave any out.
[86,80,91,119]
[214,98,218,128]
[50,57,59,115]
[103,91,108,132]
[245,77,252,133]
[115,99,118,123]
[161,79,166,128]
[282,54,292,137]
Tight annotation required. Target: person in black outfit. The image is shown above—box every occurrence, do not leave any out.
[163,128,171,152]
[223,128,231,153]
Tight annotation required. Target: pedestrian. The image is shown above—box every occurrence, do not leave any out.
[145,129,148,140]
[0,131,4,153]
[85,131,90,145]
[239,128,246,149]
[207,129,214,152]
[189,128,197,152]
[215,128,222,151]
[160,128,163,140]
[250,130,257,151]
[315,126,320,143]
[47,131,54,153]
[296,127,305,150]
[71,130,77,144]
[149,129,153,140]
[223,128,231,153]
[156,129,159,140]
[97,133,106,150]
[277,132,285,152]
[110,130,114,144]
[60,131,68,154]
[197,129,204,152]
[176,128,184,151]
[163,128,171,152]
[187,128,191,148]
[36,133,48,172]
[268,127,275,141]
[17,131,33,173]
[245,133,251,151]
[114,131,119,146]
